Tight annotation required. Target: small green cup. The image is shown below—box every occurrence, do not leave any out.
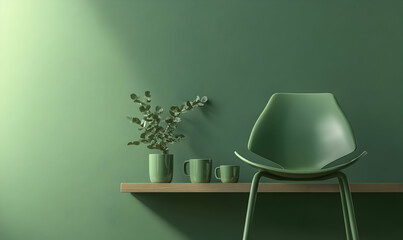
[183,159,212,183]
[215,165,240,183]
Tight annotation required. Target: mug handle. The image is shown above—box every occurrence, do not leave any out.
[183,160,190,176]
[215,167,221,180]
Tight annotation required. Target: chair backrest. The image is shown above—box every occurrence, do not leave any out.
[248,93,356,170]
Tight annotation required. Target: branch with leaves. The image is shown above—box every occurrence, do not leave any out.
[127,91,208,154]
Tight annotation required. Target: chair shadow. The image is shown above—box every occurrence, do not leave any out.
[131,193,403,240]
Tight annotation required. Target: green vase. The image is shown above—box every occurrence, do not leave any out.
[149,154,173,183]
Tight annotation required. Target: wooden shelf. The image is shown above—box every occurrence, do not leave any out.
[121,183,403,193]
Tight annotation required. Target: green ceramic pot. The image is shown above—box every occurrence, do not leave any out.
[149,154,173,183]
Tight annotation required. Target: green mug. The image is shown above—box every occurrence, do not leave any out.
[215,165,240,183]
[183,159,212,183]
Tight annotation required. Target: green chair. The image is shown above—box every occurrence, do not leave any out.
[235,93,367,240]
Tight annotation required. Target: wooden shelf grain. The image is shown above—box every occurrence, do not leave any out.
[120,183,403,193]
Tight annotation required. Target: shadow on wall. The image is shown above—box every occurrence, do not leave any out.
[133,193,403,240]
[87,0,403,183]
[178,100,218,156]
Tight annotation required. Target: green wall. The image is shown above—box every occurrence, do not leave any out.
[1,0,402,239]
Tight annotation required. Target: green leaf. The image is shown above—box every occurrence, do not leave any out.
[140,132,146,139]
[155,105,163,113]
[130,93,138,100]
[132,117,141,124]
[170,106,180,112]
[127,141,140,146]
[165,117,173,124]
[201,96,208,103]
[145,91,151,98]
[147,145,155,149]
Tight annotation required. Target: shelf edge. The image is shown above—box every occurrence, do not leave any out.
[120,183,403,193]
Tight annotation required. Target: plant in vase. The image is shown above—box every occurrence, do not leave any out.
[127,91,208,183]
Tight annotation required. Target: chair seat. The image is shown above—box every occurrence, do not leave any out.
[234,151,367,179]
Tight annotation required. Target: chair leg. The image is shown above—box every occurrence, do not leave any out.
[337,175,352,240]
[337,172,359,240]
[243,171,263,240]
